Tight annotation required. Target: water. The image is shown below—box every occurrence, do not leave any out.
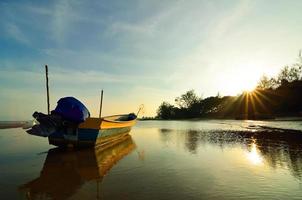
[0,120,302,199]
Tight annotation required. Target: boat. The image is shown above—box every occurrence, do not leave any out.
[20,134,136,199]
[48,113,137,147]
[24,66,139,147]
[26,96,138,147]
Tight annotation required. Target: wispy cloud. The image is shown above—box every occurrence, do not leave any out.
[52,0,73,44]
[10,1,104,44]
[5,23,30,45]
[105,1,183,37]
[208,0,252,43]
[0,67,163,87]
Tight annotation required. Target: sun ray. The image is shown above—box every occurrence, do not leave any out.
[244,92,249,118]
[253,90,273,103]
[249,92,257,117]
[251,92,270,113]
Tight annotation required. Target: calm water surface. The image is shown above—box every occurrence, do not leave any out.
[0,120,302,199]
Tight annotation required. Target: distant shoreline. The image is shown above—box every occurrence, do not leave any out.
[139,116,302,121]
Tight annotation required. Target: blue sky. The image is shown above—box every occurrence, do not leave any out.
[1,0,302,119]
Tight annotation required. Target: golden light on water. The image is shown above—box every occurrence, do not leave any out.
[246,142,263,165]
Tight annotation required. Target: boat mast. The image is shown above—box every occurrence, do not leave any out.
[99,90,104,118]
[45,65,50,114]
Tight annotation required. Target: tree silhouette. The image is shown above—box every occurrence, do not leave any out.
[175,90,201,109]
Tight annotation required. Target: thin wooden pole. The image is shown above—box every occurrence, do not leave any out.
[137,104,144,116]
[99,90,103,118]
[45,65,50,115]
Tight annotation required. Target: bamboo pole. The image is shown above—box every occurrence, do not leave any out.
[137,104,144,116]
[99,90,104,118]
[45,65,50,114]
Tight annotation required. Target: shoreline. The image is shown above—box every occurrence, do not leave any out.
[139,116,302,121]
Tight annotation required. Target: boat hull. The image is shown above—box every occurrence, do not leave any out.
[48,127,132,147]
[25,113,136,147]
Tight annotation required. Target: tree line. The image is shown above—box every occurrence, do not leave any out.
[156,53,302,120]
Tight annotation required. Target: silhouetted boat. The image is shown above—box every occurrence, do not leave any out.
[20,134,136,199]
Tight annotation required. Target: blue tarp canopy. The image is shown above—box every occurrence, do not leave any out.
[52,97,90,123]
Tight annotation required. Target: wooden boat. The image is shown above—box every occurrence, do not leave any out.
[47,114,137,147]
[25,66,140,147]
[20,134,136,199]
[25,96,139,147]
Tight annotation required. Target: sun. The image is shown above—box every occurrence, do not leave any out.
[223,73,258,95]
[211,61,275,96]
[241,82,257,93]
[228,63,263,95]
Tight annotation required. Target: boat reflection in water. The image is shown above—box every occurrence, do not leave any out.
[20,133,136,200]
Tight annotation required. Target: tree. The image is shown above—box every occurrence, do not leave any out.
[199,96,222,115]
[277,65,301,84]
[257,75,277,89]
[156,102,176,119]
[175,90,201,109]
[293,51,302,80]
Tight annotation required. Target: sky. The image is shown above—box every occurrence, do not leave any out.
[0,0,302,119]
